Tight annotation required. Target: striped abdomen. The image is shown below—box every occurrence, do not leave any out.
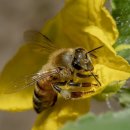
[33,80,57,113]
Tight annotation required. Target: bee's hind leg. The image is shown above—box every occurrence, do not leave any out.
[52,82,71,99]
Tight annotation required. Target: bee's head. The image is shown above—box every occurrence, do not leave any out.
[72,48,94,71]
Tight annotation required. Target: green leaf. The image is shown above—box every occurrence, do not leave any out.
[112,0,130,47]
[118,89,130,107]
[117,82,130,108]
[60,109,130,130]
[115,44,130,63]
[117,49,130,63]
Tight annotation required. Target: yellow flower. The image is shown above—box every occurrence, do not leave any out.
[0,0,130,130]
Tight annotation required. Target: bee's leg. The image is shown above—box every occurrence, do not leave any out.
[76,73,98,78]
[67,80,81,87]
[52,82,71,99]
[67,80,98,87]
[52,82,67,92]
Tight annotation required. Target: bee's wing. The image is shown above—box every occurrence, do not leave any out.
[1,69,59,94]
[24,30,58,53]
[1,73,39,94]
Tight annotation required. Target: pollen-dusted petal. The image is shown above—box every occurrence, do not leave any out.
[0,43,49,111]
[96,64,130,86]
[93,64,130,95]
[32,97,90,130]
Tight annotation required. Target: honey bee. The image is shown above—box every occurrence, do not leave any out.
[2,31,103,113]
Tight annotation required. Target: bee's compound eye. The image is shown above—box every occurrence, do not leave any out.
[60,90,71,99]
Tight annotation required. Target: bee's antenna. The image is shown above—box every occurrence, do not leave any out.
[90,71,101,86]
[87,45,103,54]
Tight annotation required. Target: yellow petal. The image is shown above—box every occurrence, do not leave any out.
[41,0,118,48]
[0,43,49,111]
[0,89,33,111]
[32,97,89,130]
[84,26,130,73]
